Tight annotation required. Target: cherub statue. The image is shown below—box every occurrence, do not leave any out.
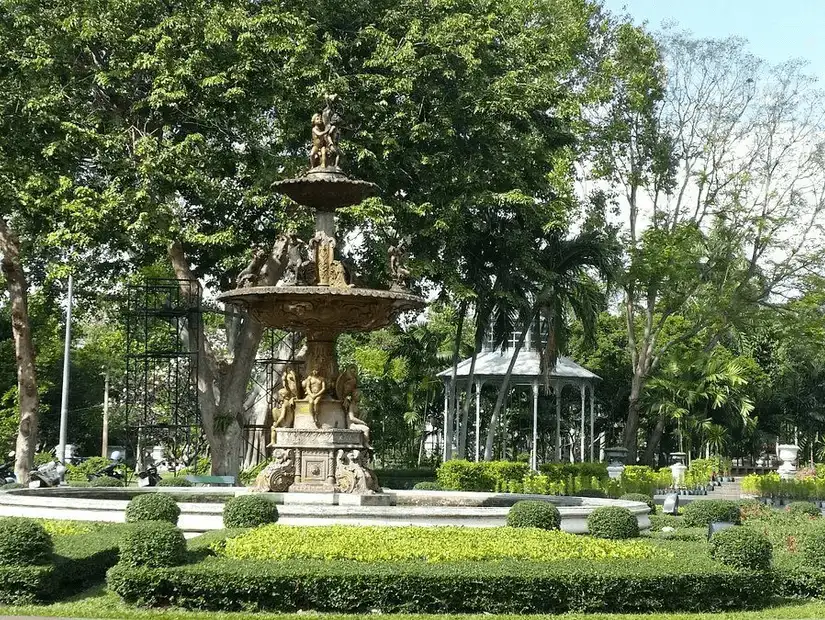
[388,238,411,291]
[277,235,307,286]
[310,230,336,286]
[302,368,326,427]
[309,113,328,168]
[237,248,268,288]
[336,365,369,445]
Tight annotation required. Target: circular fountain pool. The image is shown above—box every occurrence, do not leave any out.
[0,487,650,534]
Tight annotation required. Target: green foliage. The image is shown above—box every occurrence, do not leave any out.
[683,500,742,528]
[124,494,180,525]
[157,477,193,488]
[741,472,825,500]
[375,468,436,490]
[238,461,269,486]
[649,513,682,532]
[709,527,772,572]
[65,457,110,482]
[574,489,607,498]
[436,460,529,492]
[506,501,561,530]
[222,495,279,529]
[788,502,821,517]
[620,493,656,514]
[0,518,52,566]
[89,476,124,488]
[802,524,825,570]
[178,458,211,477]
[118,522,186,569]
[412,481,441,490]
[107,545,768,613]
[1,482,23,490]
[587,507,640,539]
[220,525,662,563]
[620,466,671,496]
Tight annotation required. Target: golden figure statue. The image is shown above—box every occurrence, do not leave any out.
[311,231,336,286]
[284,367,302,399]
[388,239,411,291]
[336,365,370,445]
[308,94,342,169]
[302,368,326,427]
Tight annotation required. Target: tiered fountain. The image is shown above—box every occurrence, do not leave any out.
[217,96,425,500]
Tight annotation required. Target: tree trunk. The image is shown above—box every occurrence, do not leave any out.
[168,237,287,477]
[445,301,468,461]
[622,369,645,463]
[484,309,536,460]
[0,219,39,483]
[643,411,666,465]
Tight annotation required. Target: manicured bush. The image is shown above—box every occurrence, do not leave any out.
[587,506,639,539]
[0,518,53,566]
[620,493,656,514]
[125,493,181,525]
[67,480,91,488]
[787,501,821,517]
[802,524,825,570]
[0,482,23,490]
[682,500,741,527]
[648,513,681,532]
[90,476,124,487]
[65,456,109,481]
[374,468,436,490]
[158,476,194,487]
[118,521,186,568]
[506,500,561,530]
[223,494,279,528]
[220,524,659,563]
[412,481,441,490]
[709,527,772,571]
[436,460,529,492]
[107,549,769,614]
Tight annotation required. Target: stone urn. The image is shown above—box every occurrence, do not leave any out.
[670,452,687,488]
[777,444,800,480]
[604,446,628,480]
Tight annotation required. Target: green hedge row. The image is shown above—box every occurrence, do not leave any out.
[0,526,124,604]
[374,468,436,490]
[107,553,769,614]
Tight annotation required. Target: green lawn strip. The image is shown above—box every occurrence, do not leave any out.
[1,585,825,620]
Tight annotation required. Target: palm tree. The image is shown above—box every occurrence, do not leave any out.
[483,230,616,461]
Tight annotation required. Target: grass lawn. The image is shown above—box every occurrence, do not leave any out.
[0,586,824,620]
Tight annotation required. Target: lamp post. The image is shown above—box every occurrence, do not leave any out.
[57,274,74,465]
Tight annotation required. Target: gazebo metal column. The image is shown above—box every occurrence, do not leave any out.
[442,380,451,461]
[580,384,586,461]
[530,380,539,470]
[590,384,596,462]
[474,380,484,462]
[555,383,562,461]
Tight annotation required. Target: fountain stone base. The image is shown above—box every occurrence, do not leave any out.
[253,427,380,496]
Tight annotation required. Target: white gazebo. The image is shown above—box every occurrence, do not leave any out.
[437,328,600,469]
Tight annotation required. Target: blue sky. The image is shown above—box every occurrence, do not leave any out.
[603,0,825,79]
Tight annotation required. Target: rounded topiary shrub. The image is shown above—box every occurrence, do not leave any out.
[223,494,279,528]
[90,475,124,487]
[413,481,441,491]
[0,517,53,566]
[158,476,194,488]
[506,500,561,530]
[119,521,186,568]
[682,500,741,527]
[587,506,639,539]
[788,501,821,517]
[125,493,181,525]
[803,525,825,569]
[710,526,772,571]
[620,493,656,514]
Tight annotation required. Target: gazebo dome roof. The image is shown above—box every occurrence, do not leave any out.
[437,349,599,385]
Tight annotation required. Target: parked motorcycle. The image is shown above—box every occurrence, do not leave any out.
[0,453,15,485]
[136,463,160,488]
[86,451,125,483]
[28,460,66,488]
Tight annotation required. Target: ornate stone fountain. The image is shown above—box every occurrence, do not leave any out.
[217,96,425,496]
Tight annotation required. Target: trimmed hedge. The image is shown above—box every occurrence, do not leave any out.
[0,526,125,604]
[412,481,441,491]
[374,468,436,490]
[0,518,52,566]
[158,476,194,487]
[788,501,821,517]
[682,500,741,528]
[106,551,770,613]
[507,500,561,530]
[709,527,772,571]
[1,482,24,490]
[620,493,656,514]
[587,506,639,540]
[90,475,124,487]
[437,460,529,492]
[119,521,186,569]
[803,524,825,570]
[125,493,181,525]
[223,495,279,528]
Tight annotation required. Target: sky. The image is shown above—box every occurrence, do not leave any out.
[603,0,825,80]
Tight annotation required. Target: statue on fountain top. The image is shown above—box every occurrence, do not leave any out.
[309,94,342,170]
